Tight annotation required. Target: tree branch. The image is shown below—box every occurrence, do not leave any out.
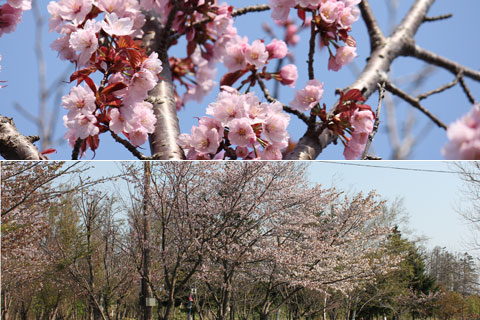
[288,0,437,159]
[406,44,480,82]
[384,81,447,129]
[358,0,385,51]
[0,115,48,160]
[361,83,385,160]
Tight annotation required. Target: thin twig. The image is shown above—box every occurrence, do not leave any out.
[232,4,270,17]
[384,81,447,130]
[417,73,461,101]
[361,83,385,160]
[459,75,477,105]
[256,76,309,125]
[307,22,316,80]
[423,13,452,22]
[407,44,480,82]
[110,131,150,160]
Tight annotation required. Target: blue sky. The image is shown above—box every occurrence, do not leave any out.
[73,160,477,257]
[1,1,480,160]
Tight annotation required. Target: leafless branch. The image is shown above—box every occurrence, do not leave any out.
[110,131,150,160]
[384,81,447,130]
[361,83,385,159]
[423,13,452,22]
[417,73,461,101]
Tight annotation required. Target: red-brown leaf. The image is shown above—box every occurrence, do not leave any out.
[220,70,247,87]
[102,82,127,96]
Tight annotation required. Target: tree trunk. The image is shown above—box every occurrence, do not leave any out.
[141,161,153,320]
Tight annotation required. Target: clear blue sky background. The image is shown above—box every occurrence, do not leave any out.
[1,1,480,159]
[74,160,477,257]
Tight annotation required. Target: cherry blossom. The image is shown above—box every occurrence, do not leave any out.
[278,64,298,87]
[228,118,256,147]
[180,87,291,159]
[290,79,324,112]
[442,104,480,160]
[100,12,134,36]
[61,84,96,116]
[0,3,23,36]
[266,38,288,59]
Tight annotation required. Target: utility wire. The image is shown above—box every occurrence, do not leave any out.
[316,161,476,175]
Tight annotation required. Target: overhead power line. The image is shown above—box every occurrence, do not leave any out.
[316,161,477,175]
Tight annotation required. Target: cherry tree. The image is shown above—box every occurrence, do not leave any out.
[1,0,479,159]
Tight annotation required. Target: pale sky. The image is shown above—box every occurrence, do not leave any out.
[77,160,477,257]
[307,161,475,256]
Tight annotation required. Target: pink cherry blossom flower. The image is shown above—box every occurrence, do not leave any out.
[228,118,256,147]
[290,79,324,112]
[343,132,368,160]
[243,39,269,70]
[198,116,224,141]
[206,90,246,126]
[262,105,290,148]
[131,101,156,133]
[266,39,288,59]
[58,0,92,25]
[269,0,295,21]
[329,45,357,71]
[62,84,96,115]
[285,23,300,45]
[69,20,100,66]
[128,128,149,147]
[320,1,343,23]
[279,64,298,87]
[64,113,99,139]
[0,4,23,37]
[47,1,63,32]
[223,38,248,72]
[101,12,134,36]
[442,104,480,159]
[190,125,221,154]
[297,0,322,9]
[51,34,77,61]
[350,109,374,134]
[125,68,157,101]
[109,108,132,134]
[7,0,31,10]
[141,51,163,76]
[260,145,283,160]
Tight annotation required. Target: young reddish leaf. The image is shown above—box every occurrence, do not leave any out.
[220,70,247,87]
[41,148,56,155]
[83,76,98,95]
[297,9,306,22]
[343,89,365,102]
[345,35,357,47]
[70,67,96,83]
[126,48,142,69]
[102,82,127,96]
[87,134,100,152]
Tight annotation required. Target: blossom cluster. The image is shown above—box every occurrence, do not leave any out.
[165,2,298,108]
[48,0,161,155]
[322,88,375,159]
[178,86,290,159]
[270,0,360,71]
[0,0,31,37]
[442,104,480,160]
